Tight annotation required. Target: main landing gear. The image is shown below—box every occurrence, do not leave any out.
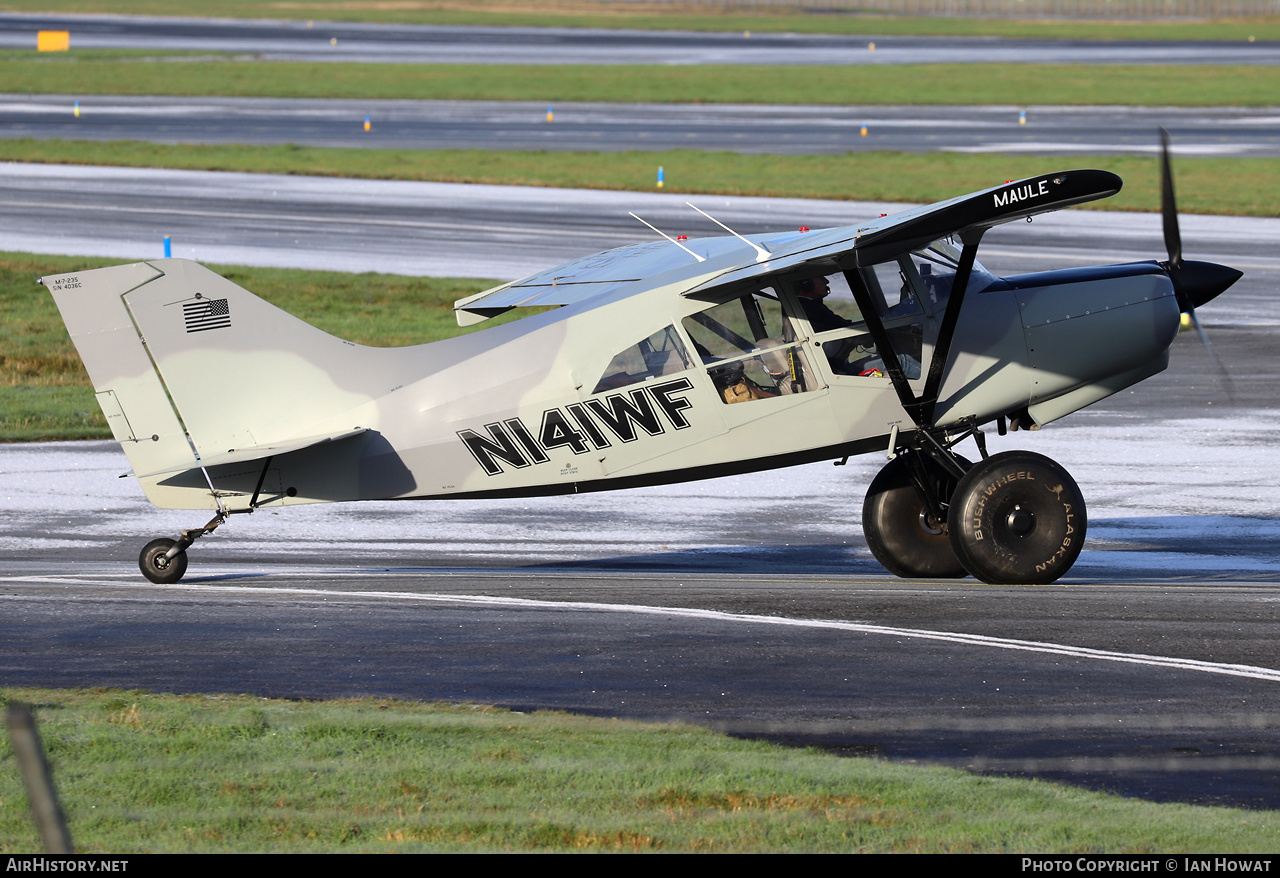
[137,511,229,584]
[862,429,1087,584]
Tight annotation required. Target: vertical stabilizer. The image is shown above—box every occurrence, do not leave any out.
[43,263,205,507]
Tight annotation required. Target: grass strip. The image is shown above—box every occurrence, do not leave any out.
[2,686,1278,853]
[3,0,1280,40]
[4,140,1274,217]
[7,53,1280,106]
[0,252,502,442]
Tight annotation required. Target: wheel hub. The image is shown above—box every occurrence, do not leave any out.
[1005,504,1035,537]
[917,510,946,536]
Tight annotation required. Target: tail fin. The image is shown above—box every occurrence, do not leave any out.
[45,259,399,509]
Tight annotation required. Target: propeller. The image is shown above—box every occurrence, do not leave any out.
[1157,127,1242,396]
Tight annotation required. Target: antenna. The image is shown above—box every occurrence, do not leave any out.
[629,212,705,263]
[686,202,770,262]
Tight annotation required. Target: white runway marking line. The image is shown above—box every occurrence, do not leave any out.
[12,574,1279,684]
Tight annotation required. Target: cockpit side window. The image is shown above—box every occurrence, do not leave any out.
[788,269,911,380]
[592,324,693,394]
[797,271,865,326]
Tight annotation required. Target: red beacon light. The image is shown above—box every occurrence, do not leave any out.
[798,226,810,232]
[676,235,687,241]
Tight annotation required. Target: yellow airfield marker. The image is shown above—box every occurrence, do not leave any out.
[38,31,69,52]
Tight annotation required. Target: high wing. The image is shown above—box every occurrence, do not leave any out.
[454,169,1122,323]
[690,168,1122,296]
[846,168,1121,263]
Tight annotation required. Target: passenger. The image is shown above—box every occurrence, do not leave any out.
[709,360,778,404]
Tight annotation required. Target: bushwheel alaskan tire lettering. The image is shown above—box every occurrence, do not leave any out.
[947,451,1086,585]
[863,454,970,579]
[139,538,188,585]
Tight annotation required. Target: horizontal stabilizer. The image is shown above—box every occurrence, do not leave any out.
[136,427,370,479]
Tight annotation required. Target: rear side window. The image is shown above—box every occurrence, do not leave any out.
[592,325,693,394]
[682,290,817,405]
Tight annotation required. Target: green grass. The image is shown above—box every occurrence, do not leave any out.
[3,0,1280,40]
[4,140,1273,216]
[3,687,1278,853]
[0,252,503,442]
[8,53,1280,106]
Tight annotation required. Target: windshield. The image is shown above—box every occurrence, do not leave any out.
[909,236,998,308]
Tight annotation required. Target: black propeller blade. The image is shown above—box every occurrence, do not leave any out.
[1160,127,1182,269]
[1157,127,1241,397]
[1159,128,1242,312]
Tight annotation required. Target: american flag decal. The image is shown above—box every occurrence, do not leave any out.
[183,297,231,333]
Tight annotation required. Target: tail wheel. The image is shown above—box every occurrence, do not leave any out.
[139,538,188,584]
[947,451,1086,585]
[862,454,970,579]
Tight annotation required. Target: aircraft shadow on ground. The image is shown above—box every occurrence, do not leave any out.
[162,514,1280,582]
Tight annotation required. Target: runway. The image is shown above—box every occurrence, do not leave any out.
[4,164,1280,807]
[1,13,1275,66]
[4,418,1280,808]
[7,96,1280,157]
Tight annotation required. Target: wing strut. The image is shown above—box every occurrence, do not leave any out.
[847,232,984,437]
[913,233,983,428]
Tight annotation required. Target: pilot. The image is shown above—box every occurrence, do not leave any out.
[796,275,867,374]
[795,276,854,333]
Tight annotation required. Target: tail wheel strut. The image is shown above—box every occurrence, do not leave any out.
[137,511,228,585]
